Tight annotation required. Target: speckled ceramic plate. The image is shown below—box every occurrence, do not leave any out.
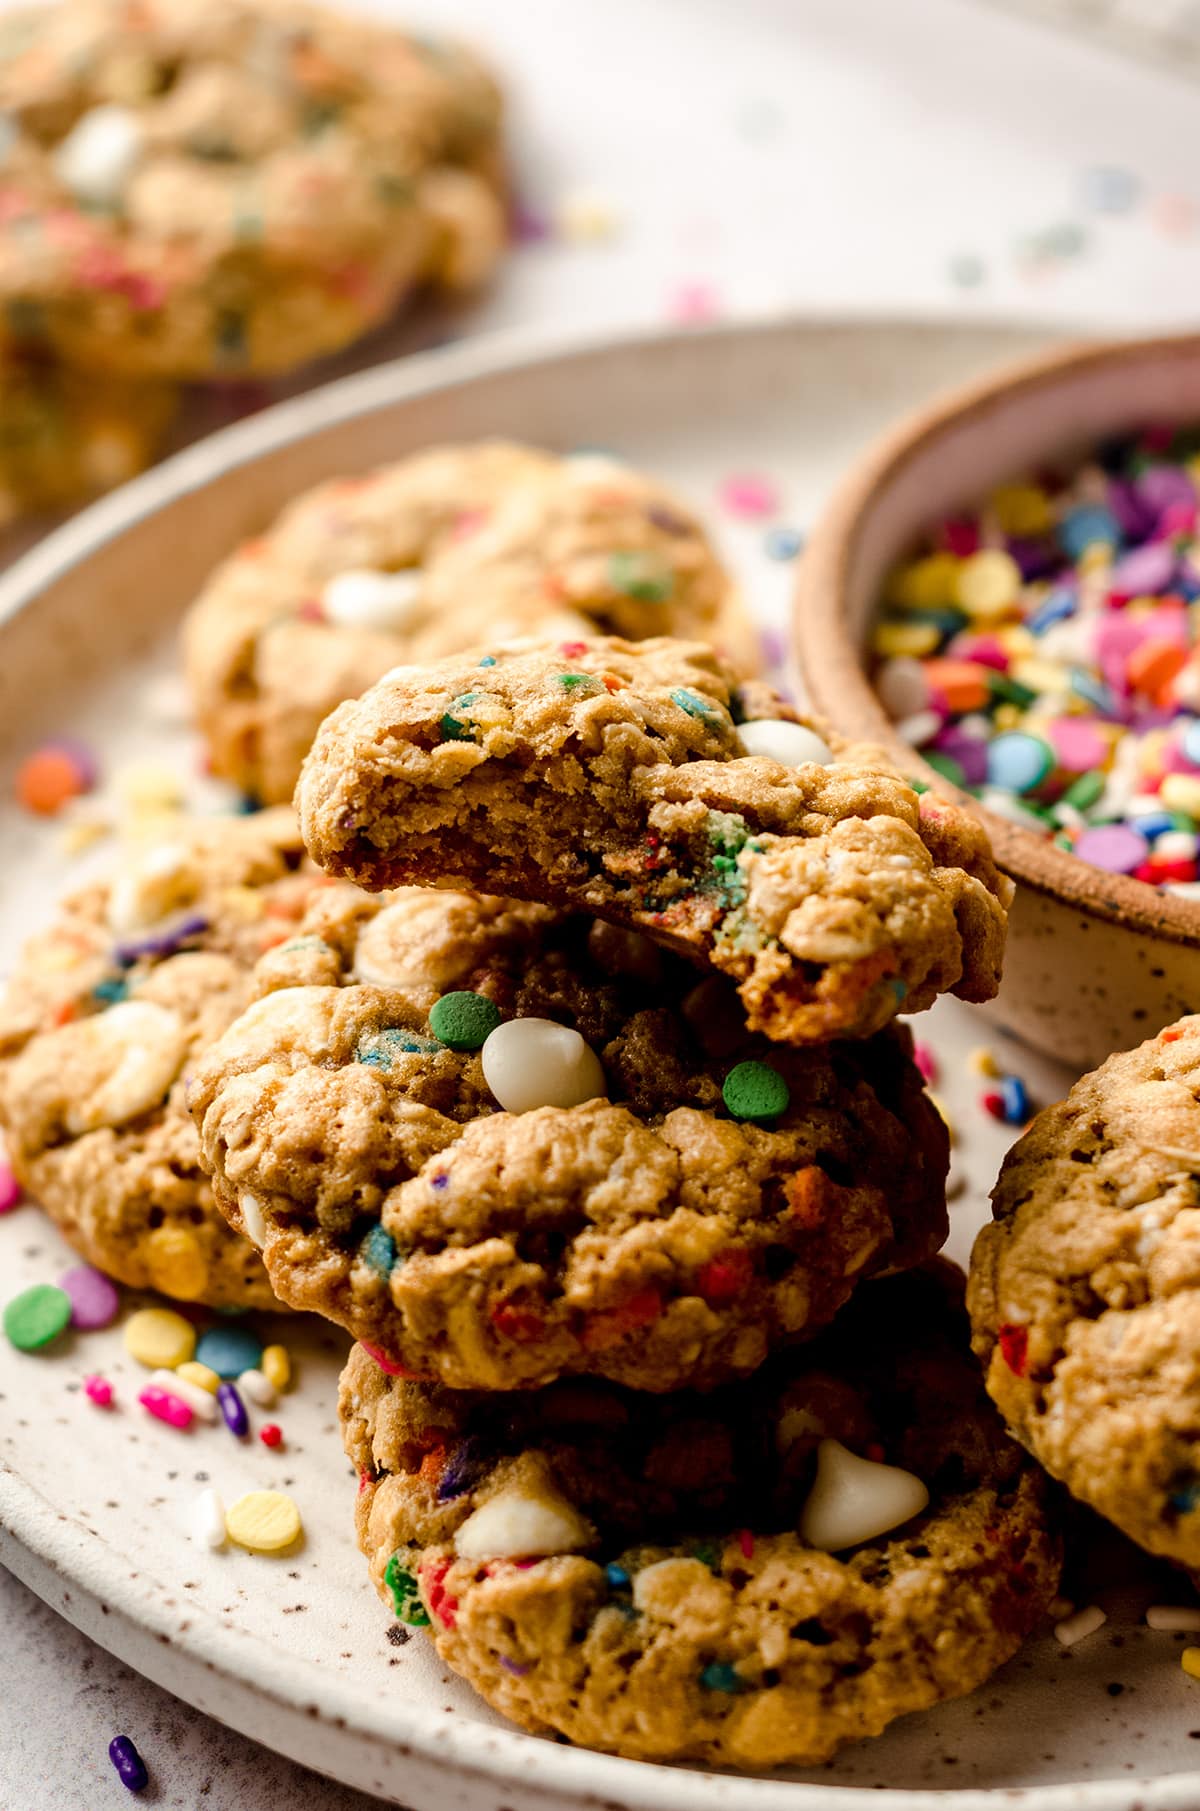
[3,315,1199,1811]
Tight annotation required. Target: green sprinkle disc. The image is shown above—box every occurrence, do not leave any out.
[4,1283,72,1351]
[722,1060,789,1122]
[609,551,674,603]
[429,990,502,1051]
[385,1554,432,1626]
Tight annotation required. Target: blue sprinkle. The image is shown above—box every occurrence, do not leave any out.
[478,655,497,667]
[430,1171,449,1190]
[889,978,909,1003]
[1171,1482,1200,1514]
[764,526,805,562]
[1080,165,1140,217]
[700,1662,747,1694]
[998,1075,1029,1125]
[196,1323,263,1379]
[359,1223,398,1279]
[1025,587,1077,635]
[436,1436,491,1502]
[670,688,721,721]
[605,1563,631,1590]
[1069,667,1119,715]
[234,794,263,815]
[1057,504,1121,561]
[1184,722,1200,768]
[92,976,128,1005]
[356,1028,443,1069]
[1130,812,1177,842]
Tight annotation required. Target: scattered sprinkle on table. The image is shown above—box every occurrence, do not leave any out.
[123,1307,195,1370]
[1054,1604,1107,1647]
[176,1359,220,1394]
[261,1343,291,1392]
[259,1422,283,1448]
[718,472,779,519]
[195,1323,263,1378]
[4,1282,72,1351]
[84,1373,114,1407]
[1146,1604,1200,1631]
[150,1367,217,1421]
[193,1487,227,1550]
[872,428,1200,892]
[225,1488,302,1553]
[137,1383,192,1430]
[237,1366,275,1407]
[15,741,96,815]
[217,1380,249,1437]
[108,1734,148,1794]
[58,1264,119,1330]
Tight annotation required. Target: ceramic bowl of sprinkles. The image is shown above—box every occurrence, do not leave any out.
[796,332,1200,1069]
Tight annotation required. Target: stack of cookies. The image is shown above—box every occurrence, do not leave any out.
[1,442,1065,1768]
[185,625,1060,1765]
[0,0,508,522]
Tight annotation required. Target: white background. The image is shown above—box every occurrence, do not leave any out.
[4,0,1200,1805]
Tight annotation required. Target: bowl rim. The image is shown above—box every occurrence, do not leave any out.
[794,329,1200,945]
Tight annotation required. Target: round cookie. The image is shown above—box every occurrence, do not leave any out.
[0,806,333,1307]
[297,636,1012,1044]
[182,444,760,804]
[970,1015,1200,1569]
[342,1263,1060,1767]
[189,881,950,1391]
[0,0,506,379]
[0,350,174,523]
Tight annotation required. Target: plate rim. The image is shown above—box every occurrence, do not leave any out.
[2,307,1189,1811]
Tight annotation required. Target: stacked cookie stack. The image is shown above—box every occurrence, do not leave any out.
[0,0,507,526]
[182,615,1057,1759]
[1,443,1065,1767]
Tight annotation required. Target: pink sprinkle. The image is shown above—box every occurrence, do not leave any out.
[912,1041,939,1085]
[0,1164,21,1213]
[719,473,780,520]
[84,1375,113,1408]
[738,1529,755,1559]
[295,598,325,623]
[137,1385,193,1430]
[667,281,721,325]
[938,517,981,557]
[1047,717,1109,774]
[362,1341,413,1377]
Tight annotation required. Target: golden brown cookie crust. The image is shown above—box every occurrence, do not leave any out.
[343,1265,1060,1767]
[189,883,949,1390]
[0,0,506,378]
[0,807,330,1306]
[183,445,758,803]
[297,637,1010,1043]
[970,1015,1200,1567]
[0,352,174,523]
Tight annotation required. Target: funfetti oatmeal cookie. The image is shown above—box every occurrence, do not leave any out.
[189,882,949,1392]
[0,806,336,1307]
[342,1262,1060,1767]
[183,444,758,804]
[297,637,1011,1045]
[970,1016,1200,1569]
[0,350,173,523]
[0,0,506,379]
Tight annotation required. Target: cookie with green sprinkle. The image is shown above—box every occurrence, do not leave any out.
[341,1263,1060,1765]
[298,636,1012,1044]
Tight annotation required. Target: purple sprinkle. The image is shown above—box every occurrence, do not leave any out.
[436,1436,491,1503]
[44,736,100,790]
[1073,824,1149,873]
[931,725,988,786]
[1137,464,1196,517]
[1110,540,1177,595]
[217,1381,248,1437]
[1107,477,1157,542]
[108,1735,148,1793]
[1007,537,1059,582]
[511,201,551,243]
[646,504,691,536]
[59,1264,120,1330]
[114,913,209,966]
[430,1171,449,1191]
[500,1656,531,1676]
[338,810,357,832]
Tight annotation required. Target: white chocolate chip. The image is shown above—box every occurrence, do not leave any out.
[55,104,145,207]
[481,1018,606,1115]
[453,1484,593,1560]
[798,1438,929,1552]
[63,1000,188,1133]
[321,568,424,633]
[737,719,833,767]
[239,1193,267,1248]
[106,841,195,934]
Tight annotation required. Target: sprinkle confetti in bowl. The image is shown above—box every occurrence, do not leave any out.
[796,333,1200,1069]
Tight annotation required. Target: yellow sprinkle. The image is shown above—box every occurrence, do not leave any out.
[261,1343,292,1393]
[954,549,1022,621]
[556,191,619,243]
[1010,658,1070,694]
[885,552,960,612]
[1182,1647,1200,1680]
[36,944,88,974]
[992,703,1021,731]
[225,1489,303,1554]
[968,1046,1000,1077]
[995,626,1035,658]
[989,482,1051,538]
[871,620,941,658]
[144,1227,208,1301]
[1078,543,1113,575]
[1162,773,1200,819]
[123,1306,196,1370]
[220,885,267,922]
[58,814,112,856]
[176,1360,220,1395]
[114,762,184,810]
[928,1093,955,1144]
